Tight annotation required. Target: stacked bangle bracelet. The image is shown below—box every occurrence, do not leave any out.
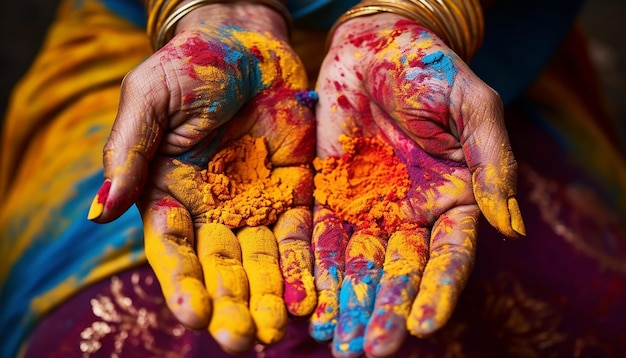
[146,0,484,61]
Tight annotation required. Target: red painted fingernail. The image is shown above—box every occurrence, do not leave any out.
[87,179,111,220]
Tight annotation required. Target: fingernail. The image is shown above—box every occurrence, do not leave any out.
[88,179,111,220]
[507,197,526,236]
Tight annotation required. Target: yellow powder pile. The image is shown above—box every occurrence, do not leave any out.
[196,134,293,228]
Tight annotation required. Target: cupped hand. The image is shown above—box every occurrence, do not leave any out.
[87,3,317,353]
[310,13,525,358]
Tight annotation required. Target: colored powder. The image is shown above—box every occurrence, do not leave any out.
[332,232,384,355]
[196,223,255,351]
[421,50,457,86]
[144,203,211,329]
[311,135,412,348]
[310,291,340,341]
[310,208,349,341]
[295,90,318,109]
[173,27,309,132]
[230,29,307,90]
[168,134,294,228]
[273,208,316,316]
[238,226,286,344]
[312,134,475,350]
[364,229,429,350]
[313,135,413,237]
[175,34,251,125]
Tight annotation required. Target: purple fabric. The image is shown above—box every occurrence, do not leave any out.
[24,137,626,357]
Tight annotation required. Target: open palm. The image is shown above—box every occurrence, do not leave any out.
[310,14,525,358]
[89,7,316,353]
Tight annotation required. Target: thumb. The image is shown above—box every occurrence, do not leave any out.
[461,85,526,238]
[88,66,170,223]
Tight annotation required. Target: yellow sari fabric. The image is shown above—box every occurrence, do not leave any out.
[0,1,151,355]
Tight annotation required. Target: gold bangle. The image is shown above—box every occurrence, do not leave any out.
[329,0,484,62]
[146,0,167,47]
[148,0,293,51]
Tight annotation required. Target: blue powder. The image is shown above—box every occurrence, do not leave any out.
[207,100,219,113]
[310,322,336,341]
[296,90,318,109]
[334,336,365,354]
[422,50,457,86]
[329,265,339,280]
[223,48,244,66]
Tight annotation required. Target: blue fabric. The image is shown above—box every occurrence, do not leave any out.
[287,0,357,28]
[471,0,586,106]
[0,170,145,358]
[101,0,146,28]
[97,0,357,29]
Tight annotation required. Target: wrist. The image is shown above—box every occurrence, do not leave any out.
[176,1,289,38]
[328,0,484,62]
[149,0,291,50]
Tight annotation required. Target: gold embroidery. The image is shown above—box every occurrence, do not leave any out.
[79,272,191,357]
[480,273,566,356]
[425,273,566,357]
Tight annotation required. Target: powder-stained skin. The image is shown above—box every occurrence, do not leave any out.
[311,14,523,358]
[312,134,476,355]
[104,22,319,353]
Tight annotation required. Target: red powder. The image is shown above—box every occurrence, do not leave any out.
[284,281,307,304]
[249,45,264,61]
[180,36,226,67]
[337,94,350,109]
[183,91,196,105]
[155,198,183,209]
[178,35,231,80]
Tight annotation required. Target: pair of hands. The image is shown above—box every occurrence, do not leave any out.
[89,3,524,357]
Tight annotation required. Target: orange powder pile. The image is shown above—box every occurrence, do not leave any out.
[313,135,413,236]
[196,134,293,228]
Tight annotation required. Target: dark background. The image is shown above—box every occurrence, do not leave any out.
[1,0,625,129]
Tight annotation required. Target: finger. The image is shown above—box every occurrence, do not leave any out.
[88,66,170,223]
[139,194,210,330]
[333,231,385,358]
[237,226,287,345]
[196,223,255,354]
[407,205,480,337]
[460,84,525,238]
[364,227,429,357]
[273,207,316,316]
[309,207,350,342]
